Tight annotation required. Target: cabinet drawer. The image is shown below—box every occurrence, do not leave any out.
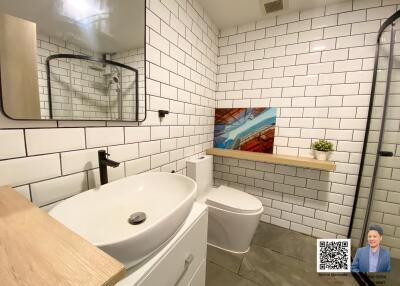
[139,210,208,286]
[188,259,206,286]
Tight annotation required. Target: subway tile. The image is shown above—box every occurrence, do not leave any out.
[272,77,294,87]
[254,59,273,69]
[266,24,288,37]
[26,128,85,156]
[245,49,264,61]
[246,29,266,41]
[0,154,61,187]
[296,52,321,64]
[318,73,345,85]
[228,33,245,45]
[86,127,124,148]
[351,21,381,35]
[125,127,151,143]
[139,141,160,157]
[255,37,276,49]
[293,204,315,217]
[61,148,102,175]
[367,5,397,20]
[274,55,296,67]
[312,15,338,29]
[300,7,325,20]
[346,70,374,83]
[282,211,302,223]
[305,198,329,211]
[282,86,305,97]
[125,156,151,176]
[265,46,286,58]
[325,1,352,15]
[294,75,318,86]
[263,67,284,78]
[310,39,336,52]
[277,12,299,25]
[326,223,348,236]
[338,10,366,25]
[321,49,348,62]
[299,29,323,42]
[349,46,376,59]
[303,216,326,230]
[276,33,299,46]
[288,20,311,33]
[353,0,381,10]
[108,143,138,162]
[256,17,277,29]
[334,59,362,72]
[324,25,351,38]
[284,65,307,76]
[308,62,333,74]
[305,85,331,97]
[31,172,87,207]
[0,130,25,159]
[336,35,365,49]
[286,43,310,55]
[151,152,169,168]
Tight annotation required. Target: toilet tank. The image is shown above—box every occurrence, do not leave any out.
[186,155,213,197]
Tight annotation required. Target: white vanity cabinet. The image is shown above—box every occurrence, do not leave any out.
[118,203,208,286]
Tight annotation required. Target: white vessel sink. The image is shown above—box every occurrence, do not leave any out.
[49,172,197,268]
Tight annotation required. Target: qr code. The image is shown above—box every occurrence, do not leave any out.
[317,239,351,272]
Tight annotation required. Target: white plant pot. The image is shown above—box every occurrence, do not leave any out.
[314,150,331,161]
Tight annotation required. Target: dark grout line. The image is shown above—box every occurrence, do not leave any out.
[206,261,263,286]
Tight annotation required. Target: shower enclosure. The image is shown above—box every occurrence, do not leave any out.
[45,54,139,121]
[349,10,400,286]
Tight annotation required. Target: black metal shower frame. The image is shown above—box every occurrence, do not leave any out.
[348,9,400,286]
[46,54,141,121]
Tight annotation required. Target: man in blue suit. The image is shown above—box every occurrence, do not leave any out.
[351,225,391,272]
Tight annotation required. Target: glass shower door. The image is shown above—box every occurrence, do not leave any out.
[350,15,400,286]
[365,22,400,285]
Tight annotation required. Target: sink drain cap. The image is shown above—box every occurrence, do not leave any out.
[128,212,146,225]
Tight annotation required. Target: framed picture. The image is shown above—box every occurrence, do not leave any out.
[214,107,276,153]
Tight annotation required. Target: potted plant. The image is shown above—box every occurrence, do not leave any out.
[311,139,334,161]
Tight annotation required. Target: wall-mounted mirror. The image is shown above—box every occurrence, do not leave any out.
[0,0,146,121]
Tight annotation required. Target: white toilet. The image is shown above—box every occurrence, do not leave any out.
[187,155,263,254]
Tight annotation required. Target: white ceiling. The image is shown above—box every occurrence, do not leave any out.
[197,0,348,29]
[0,0,144,53]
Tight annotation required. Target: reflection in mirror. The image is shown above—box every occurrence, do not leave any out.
[0,0,146,121]
[47,54,140,121]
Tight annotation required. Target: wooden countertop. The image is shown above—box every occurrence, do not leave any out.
[0,186,125,286]
[206,148,336,172]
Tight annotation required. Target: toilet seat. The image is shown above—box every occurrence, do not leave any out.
[205,185,263,214]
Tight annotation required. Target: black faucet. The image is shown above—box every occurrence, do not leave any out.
[98,150,120,185]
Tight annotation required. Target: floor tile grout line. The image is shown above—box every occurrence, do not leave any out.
[207,261,264,286]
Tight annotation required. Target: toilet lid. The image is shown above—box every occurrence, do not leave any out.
[206,185,263,214]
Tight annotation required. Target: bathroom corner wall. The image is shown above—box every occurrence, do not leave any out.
[0,0,218,210]
[214,0,400,239]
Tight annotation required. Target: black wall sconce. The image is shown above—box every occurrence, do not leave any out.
[158,110,169,118]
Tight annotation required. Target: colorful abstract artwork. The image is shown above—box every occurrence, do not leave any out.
[214,108,276,153]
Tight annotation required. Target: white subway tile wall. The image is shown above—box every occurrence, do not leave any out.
[0,0,217,213]
[215,0,400,257]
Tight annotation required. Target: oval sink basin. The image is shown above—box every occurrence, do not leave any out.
[49,172,197,268]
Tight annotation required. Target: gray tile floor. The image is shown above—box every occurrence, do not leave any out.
[205,222,360,286]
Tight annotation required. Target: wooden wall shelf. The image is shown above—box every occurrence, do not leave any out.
[206,148,336,172]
